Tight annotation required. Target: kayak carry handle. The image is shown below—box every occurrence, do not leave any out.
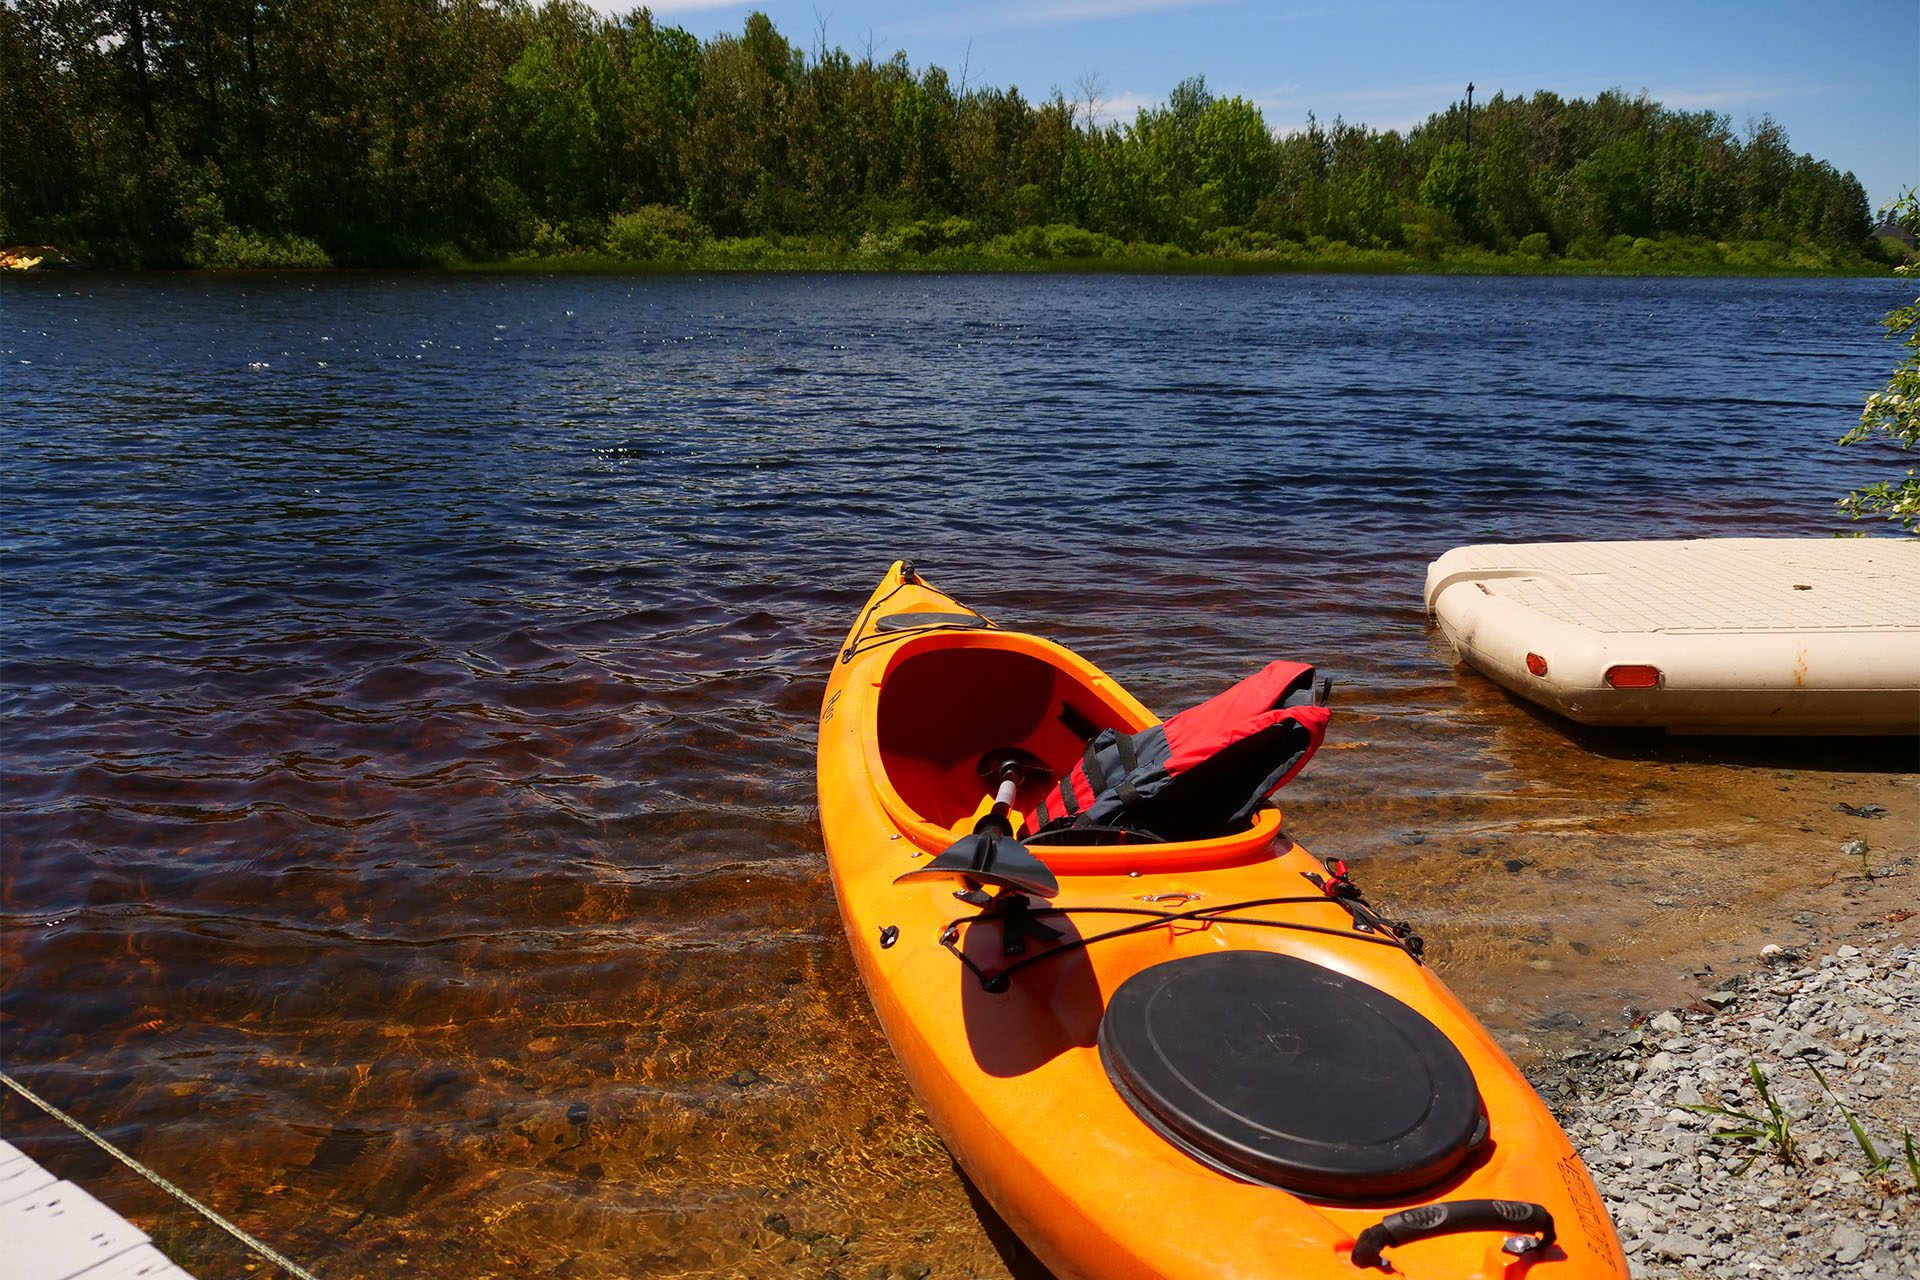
[1350,1199,1555,1269]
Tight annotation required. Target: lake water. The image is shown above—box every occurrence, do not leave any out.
[3,271,1915,1278]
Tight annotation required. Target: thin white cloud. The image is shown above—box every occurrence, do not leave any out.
[1023,0,1224,17]
[1248,82,1459,136]
[916,0,1229,34]
[626,0,1230,29]
[625,0,744,11]
[1253,109,1436,137]
[585,0,1229,40]
[1322,81,1469,108]
[1073,79,1451,135]
[1083,89,1158,125]
[1247,76,1824,139]
[1251,76,1835,141]
[1643,80,1819,110]
[1255,77,1823,127]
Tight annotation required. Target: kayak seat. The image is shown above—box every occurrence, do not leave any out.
[1099,951,1488,1201]
[876,644,1131,831]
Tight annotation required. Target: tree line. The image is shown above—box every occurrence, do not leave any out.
[0,1,1883,267]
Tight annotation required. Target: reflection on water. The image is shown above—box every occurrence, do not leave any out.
[2,272,1914,1278]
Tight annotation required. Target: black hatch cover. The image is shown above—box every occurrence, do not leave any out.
[1098,950,1486,1200]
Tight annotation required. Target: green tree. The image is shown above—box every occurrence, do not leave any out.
[684,10,799,233]
[1419,140,1479,234]
[505,5,621,226]
[0,6,1895,270]
[1193,94,1273,228]
[610,10,701,210]
[1736,117,1795,238]
[1651,126,1709,234]
[1266,113,1330,239]
[1577,130,1655,238]
[1839,192,1920,532]
[1334,163,1394,245]
[1481,117,1538,242]
[1121,74,1213,243]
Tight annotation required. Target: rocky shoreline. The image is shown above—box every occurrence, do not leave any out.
[1533,936,1919,1278]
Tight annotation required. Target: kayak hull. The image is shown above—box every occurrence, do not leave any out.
[818,563,1629,1280]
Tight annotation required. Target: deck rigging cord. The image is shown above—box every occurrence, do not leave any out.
[938,877,1426,993]
[0,1067,323,1280]
[837,562,1000,664]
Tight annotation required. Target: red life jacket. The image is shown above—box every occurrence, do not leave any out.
[1023,661,1330,843]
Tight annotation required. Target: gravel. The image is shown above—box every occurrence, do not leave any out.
[1534,940,1920,1279]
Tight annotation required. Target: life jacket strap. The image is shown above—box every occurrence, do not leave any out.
[1081,741,1108,794]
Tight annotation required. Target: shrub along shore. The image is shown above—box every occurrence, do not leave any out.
[472,228,1896,276]
[10,227,1896,277]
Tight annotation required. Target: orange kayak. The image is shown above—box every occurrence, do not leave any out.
[817,562,1629,1280]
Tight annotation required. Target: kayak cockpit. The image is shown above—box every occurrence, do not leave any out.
[868,633,1284,870]
[876,639,1129,830]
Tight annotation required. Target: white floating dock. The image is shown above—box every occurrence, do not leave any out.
[0,1138,194,1280]
[1425,538,1920,735]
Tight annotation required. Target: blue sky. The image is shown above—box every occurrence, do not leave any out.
[624,0,1917,213]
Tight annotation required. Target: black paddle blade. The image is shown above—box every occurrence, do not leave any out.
[894,832,1060,900]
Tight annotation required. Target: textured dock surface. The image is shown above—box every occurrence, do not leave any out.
[0,1138,193,1280]
[1423,538,1920,732]
[1424,538,1920,634]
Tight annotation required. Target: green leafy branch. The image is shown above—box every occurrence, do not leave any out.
[1840,189,1920,533]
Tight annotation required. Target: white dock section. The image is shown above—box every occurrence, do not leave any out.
[1425,538,1920,734]
[0,1138,194,1280]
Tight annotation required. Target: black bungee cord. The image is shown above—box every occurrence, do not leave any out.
[938,885,1425,994]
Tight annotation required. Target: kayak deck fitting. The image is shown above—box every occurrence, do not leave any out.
[817,562,1629,1280]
